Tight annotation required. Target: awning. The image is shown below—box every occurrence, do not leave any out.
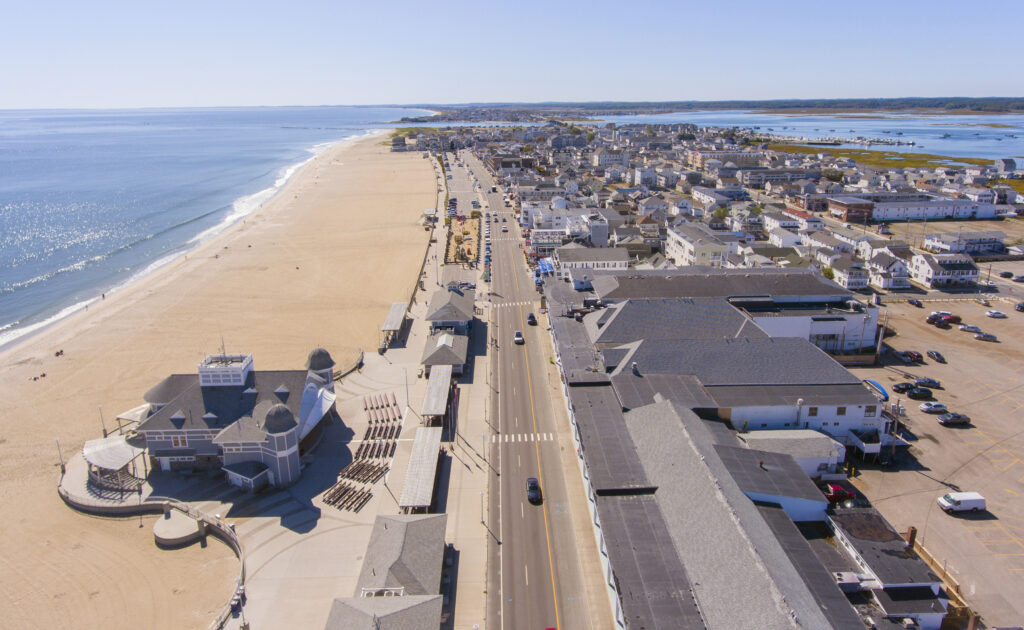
[82,434,145,471]
[398,427,443,509]
[116,403,151,424]
[382,302,408,332]
[421,365,453,417]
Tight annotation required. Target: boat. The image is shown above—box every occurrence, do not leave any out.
[940,133,951,138]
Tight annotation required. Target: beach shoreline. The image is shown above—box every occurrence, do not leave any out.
[0,132,437,629]
[0,130,384,354]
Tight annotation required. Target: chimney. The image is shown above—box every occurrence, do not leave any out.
[905,526,917,549]
[631,361,640,376]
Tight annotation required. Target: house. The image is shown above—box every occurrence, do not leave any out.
[830,257,869,290]
[665,223,728,267]
[135,349,337,488]
[867,252,911,290]
[420,331,469,376]
[737,429,846,477]
[553,244,630,282]
[424,289,475,334]
[910,253,980,288]
[769,227,801,248]
[637,195,669,221]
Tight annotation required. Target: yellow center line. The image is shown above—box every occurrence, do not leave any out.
[512,238,562,630]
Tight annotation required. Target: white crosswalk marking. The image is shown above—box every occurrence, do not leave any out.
[491,433,554,443]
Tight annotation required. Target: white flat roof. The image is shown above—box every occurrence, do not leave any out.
[83,434,145,470]
[382,302,408,332]
[399,427,444,509]
[421,365,452,417]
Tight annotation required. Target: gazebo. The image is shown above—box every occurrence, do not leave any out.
[82,433,147,493]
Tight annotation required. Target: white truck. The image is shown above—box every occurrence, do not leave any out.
[937,492,986,514]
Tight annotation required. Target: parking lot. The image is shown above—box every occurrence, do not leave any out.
[848,295,1024,626]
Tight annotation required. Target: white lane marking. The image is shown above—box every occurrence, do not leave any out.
[521,501,524,519]
[525,562,529,586]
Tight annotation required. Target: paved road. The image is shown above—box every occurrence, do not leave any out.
[448,151,594,630]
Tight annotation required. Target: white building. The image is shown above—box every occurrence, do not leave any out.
[922,230,1005,255]
[909,253,980,288]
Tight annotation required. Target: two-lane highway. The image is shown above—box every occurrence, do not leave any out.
[454,150,596,630]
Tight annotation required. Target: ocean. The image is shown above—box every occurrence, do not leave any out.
[0,106,431,347]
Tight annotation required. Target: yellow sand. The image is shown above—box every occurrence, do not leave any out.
[0,134,436,628]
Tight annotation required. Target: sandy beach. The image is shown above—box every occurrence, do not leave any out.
[0,133,436,629]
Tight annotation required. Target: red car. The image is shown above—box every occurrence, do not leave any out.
[822,484,855,503]
[904,350,923,362]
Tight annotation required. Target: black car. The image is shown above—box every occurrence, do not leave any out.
[999,270,1014,278]
[527,312,537,325]
[526,477,542,504]
[907,387,932,400]
[925,314,940,324]
[907,298,923,307]
[914,377,941,389]
[1016,302,1024,313]
[892,382,915,393]
[926,350,946,363]
[938,412,970,426]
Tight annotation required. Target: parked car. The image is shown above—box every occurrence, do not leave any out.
[1017,302,1024,313]
[959,324,981,332]
[986,310,1007,319]
[894,351,913,364]
[937,413,970,426]
[907,298,923,307]
[513,330,524,345]
[527,313,537,326]
[930,310,951,317]
[526,477,542,504]
[925,314,940,325]
[907,387,932,400]
[892,382,915,393]
[937,491,985,513]
[920,402,948,413]
[904,350,923,362]
[915,377,941,388]
[999,270,1014,279]
[926,350,946,363]
[974,332,997,342]
[1014,275,1024,283]
[821,484,855,503]
[944,314,962,324]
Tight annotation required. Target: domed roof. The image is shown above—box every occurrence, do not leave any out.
[260,403,297,434]
[306,347,335,371]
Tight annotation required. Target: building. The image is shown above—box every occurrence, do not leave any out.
[135,349,337,488]
[553,243,630,282]
[922,230,1005,255]
[830,257,869,290]
[424,289,475,334]
[909,253,980,288]
[829,192,997,222]
[665,223,728,267]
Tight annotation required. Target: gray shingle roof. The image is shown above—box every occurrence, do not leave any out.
[584,298,765,347]
[357,514,447,595]
[829,508,939,586]
[138,369,307,433]
[323,595,442,630]
[590,268,848,302]
[556,245,631,263]
[420,332,469,367]
[425,289,475,323]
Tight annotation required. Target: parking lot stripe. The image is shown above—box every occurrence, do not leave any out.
[1005,488,1021,497]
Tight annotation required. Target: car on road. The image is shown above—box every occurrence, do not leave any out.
[938,412,970,426]
[920,401,948,413]
[501,226,508,232]
[527,313,537,326]
[513,331,524,345]
[974,332,997,342]
[915,377,941,388]
[526,477,542,505]
[907,298,923,307]
[907,387,932,400]
[986,310,1007,318]
[892,382,915,393]
[959,324,981,333]
[999,270,1014,278]
[926,350,946,363]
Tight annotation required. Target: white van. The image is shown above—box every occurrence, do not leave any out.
[937,492,986,513]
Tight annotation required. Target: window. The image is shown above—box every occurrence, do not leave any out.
[807,407,818,417]
[837,406,847,416]
[171,435,188,448]
[865,405,877,417]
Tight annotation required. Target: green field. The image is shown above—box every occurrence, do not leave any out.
[767,143,991,170]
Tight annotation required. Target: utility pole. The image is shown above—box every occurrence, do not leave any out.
[99,405,107,438]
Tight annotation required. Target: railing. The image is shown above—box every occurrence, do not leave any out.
[57,478,246,630]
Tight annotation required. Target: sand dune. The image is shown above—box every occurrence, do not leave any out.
[0,133,436,628]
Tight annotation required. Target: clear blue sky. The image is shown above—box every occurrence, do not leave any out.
[1,0,1020,109]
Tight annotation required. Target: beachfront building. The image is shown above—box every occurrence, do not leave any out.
[424,289,475,335]
[909,253,980,288]
[134,349,337,489]
[922,230,1006,255]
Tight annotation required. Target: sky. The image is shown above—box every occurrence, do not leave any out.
[0,0,1021,109]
